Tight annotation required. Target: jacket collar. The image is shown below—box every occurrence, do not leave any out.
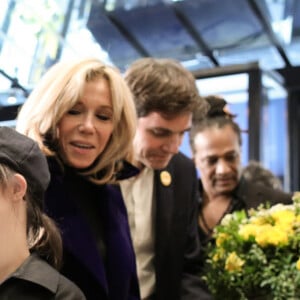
[47,156,140,181]
[9,254,59,294]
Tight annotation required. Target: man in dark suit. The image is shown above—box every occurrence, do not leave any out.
[120,58,210,300]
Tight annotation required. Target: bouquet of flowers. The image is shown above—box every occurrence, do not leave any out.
[202,192,300,300]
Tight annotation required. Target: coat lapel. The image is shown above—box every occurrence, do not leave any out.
[45,162,109,294]
[102,185,139,299]
[46,158,139,300]
[61,213,108,292]
[154,164,175,259]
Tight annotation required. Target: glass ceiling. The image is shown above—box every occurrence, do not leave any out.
[87,0,300,71]
[0,0,299,110]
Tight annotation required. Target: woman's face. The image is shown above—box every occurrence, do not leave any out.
[57,78,114,169]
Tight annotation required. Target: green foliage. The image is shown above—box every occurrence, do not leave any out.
[202,192,300,300]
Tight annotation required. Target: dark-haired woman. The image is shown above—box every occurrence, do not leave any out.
[0,126,85,299]
[189,95,292,246]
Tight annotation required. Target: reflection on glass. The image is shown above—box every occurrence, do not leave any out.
[261,72,288,189]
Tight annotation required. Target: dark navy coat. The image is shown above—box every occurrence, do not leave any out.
[45,158,140,300]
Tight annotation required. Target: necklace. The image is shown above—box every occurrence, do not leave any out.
[199,198,234,236]
[199,208,214,235]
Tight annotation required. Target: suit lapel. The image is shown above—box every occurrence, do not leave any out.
[154,164,175,259]
[46,168,109,294]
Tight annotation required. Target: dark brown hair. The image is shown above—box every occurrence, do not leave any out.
[125,57,207,118]
[190,95,242,153]
[26,187,63,270]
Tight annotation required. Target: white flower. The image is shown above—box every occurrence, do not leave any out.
[220,213,234,226]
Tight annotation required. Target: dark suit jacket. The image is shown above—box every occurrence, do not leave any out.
[154,152,210,300]
[45,158,140,300]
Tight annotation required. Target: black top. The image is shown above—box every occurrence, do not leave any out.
[152,152,212,300]
[198,177,293,247]
[45,157,141,300]
[0,253,86,300]
[198,195,242,247]
[65,167,107,261]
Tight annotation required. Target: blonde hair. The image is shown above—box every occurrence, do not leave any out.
[16,58,137,184]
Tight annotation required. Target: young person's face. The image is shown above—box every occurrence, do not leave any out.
[133,111,192,170]
[193,124,242,197]
[57,78,114,169]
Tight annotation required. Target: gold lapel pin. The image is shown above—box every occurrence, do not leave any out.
[160,171,172,186]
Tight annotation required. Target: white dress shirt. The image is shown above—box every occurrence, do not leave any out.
[120,167,155,299]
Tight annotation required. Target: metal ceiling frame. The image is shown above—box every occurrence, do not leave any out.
[171,3,219,66]
[107,12,150,57]
[246,0,292,68]
[101,0,293,70]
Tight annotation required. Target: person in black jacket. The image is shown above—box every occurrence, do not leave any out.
[189,95,292,246]
[0,126,85,299]
[189,94,292,297]
[121,57,211,300]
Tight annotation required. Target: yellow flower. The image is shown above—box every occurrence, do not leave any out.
[212,248,225,262]
[225,252,244,272]
[238,223,259,240]
[255,224,289,246]
[212,253,220,262]
[251,215,269,225]
[297,258,300,271]
[271,210,295,227]
[216,233,228,247]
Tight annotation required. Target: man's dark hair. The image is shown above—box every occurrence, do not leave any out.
[190,95,242,153]
[125,57,207,118]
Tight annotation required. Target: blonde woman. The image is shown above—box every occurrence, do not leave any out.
[16,58,140,300]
